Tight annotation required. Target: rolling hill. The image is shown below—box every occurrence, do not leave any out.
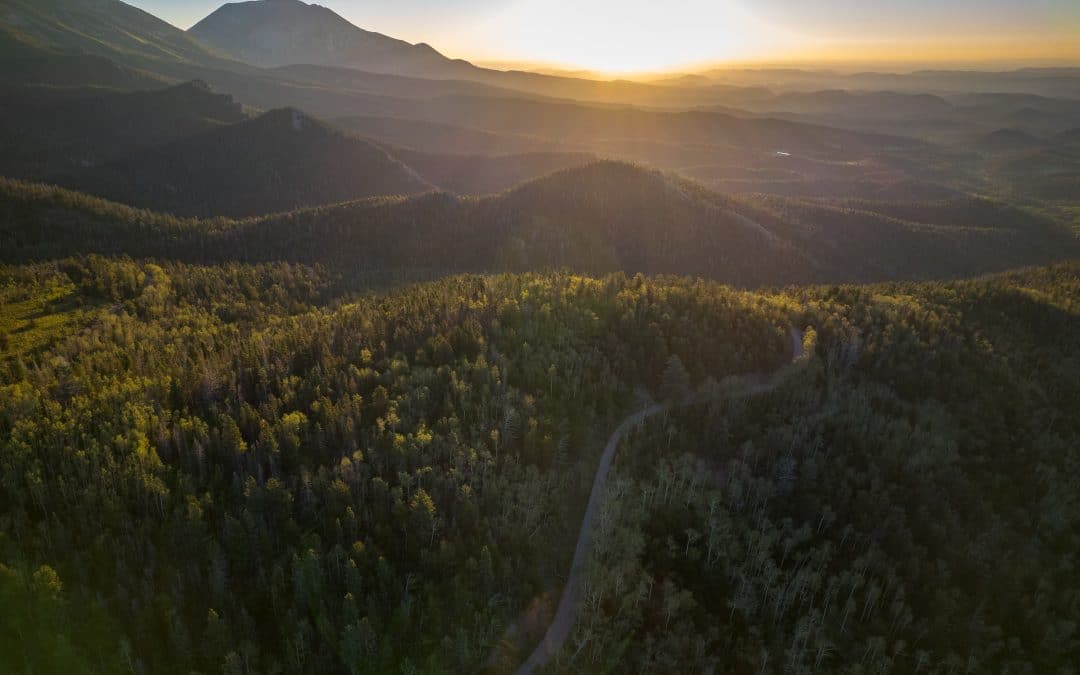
[6,162,1077,287]
[54,107,433,217]
[333,115,569,155]
[0,0,964,187]
[2,87,595,214]
[391,95,927,169]
[378,146,596,195]
[0,80,248,179]
[740,193,1080,280]
[976,128,1046,154]
[2,162,812,286]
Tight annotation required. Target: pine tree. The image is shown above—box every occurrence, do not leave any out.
[661,354,691,403]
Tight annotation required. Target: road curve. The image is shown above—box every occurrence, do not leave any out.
[514,327,805,675]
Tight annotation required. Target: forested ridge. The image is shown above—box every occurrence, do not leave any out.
[4,165,1076,290]
[1,2,1080,671]
[52,108,434,218]
[0,81,248,180]
[0,255,790,673]
[1,250,1078,673]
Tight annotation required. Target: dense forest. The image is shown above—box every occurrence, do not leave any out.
[544,265,1080,673]
[2,249,1078,673]
[2,1,1080,672]
[0,255,790,673]
[4,166,1076,291]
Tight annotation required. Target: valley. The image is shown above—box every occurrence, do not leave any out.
[0,0,1078,673]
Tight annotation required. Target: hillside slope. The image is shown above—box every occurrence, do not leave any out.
[524,261,1080,672]
[0,0,242,72]
[332,115,570,155]
[189,0,473,78]
[0,81,248,179]
[1,257,1078,673]
[2,162,812,286]
[6,162,1077,286]
[379,146,596,195]
[54,108,433,217]
[407,96,915,157]
[739,194,1080,280]
[0,30,164,91]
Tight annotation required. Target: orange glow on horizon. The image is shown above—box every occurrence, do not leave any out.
[469,35,1080,79]
[411,1,1080,77]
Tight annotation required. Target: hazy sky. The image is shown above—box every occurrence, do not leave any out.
[133,0,1080,73]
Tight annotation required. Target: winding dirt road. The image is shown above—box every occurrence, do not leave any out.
[514,327,805,675]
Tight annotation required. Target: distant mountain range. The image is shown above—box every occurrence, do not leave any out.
[0,80,589,216]
[0,71,940,217]
[0,0,1077,273]
[53,104,599,217]
[6,0,1079,122]
[0,0,776,108]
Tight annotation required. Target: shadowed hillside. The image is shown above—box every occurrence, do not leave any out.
[0,81,248,179]
[976,128,1046,154]
[379,146,596,195]
[333,115,571,155]
[0,30,164,91]
[5,162,1076,287]
[1,162,812,286]
[54,108,433,217]
[739,194,1080,280]
[0,0,244,73]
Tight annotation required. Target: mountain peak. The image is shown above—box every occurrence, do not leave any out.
[188,0,473,78]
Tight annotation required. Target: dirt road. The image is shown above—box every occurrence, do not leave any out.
[514,327,805,674]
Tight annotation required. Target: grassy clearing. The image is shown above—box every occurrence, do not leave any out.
[0,282,83,358]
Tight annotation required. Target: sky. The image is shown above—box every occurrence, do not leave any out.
[132,0,1080,74]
